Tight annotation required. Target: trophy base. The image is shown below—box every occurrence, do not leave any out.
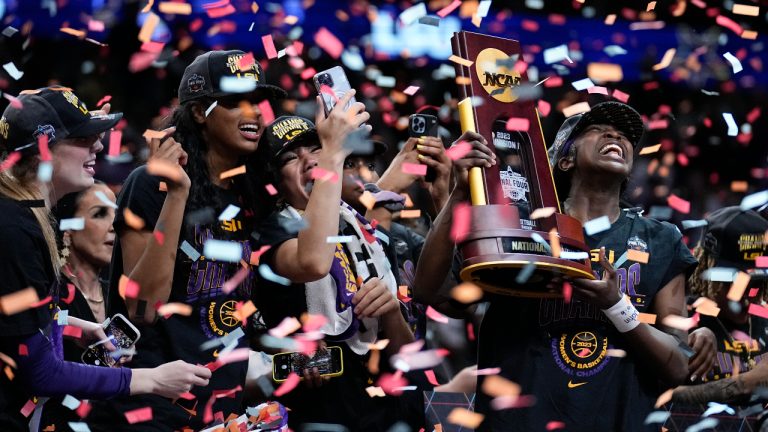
[457,204,595,298]
[460,258,595,297]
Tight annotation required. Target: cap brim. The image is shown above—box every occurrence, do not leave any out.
[713,256,768,279]
[67,113,123,138]
[573,102,645,148]
[273,129,320,159]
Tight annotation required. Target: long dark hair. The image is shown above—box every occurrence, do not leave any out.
[165,98,276,223]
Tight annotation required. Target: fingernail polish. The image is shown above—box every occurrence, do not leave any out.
[417,144,425,150]
[418,137,425,144]
[418,154,426,160]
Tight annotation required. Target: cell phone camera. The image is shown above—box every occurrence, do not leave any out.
[318,73,334,87]
[411,116,426,134]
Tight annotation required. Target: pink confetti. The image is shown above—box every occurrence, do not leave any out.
[20,399,36,418]
[302,314,328,332]
[563,282,572,303]
[446,141,472,161]
[314,27,344,59]
[216,348,250,366]
[269,316,302,338]
[141,41,164,54]
[124,407,153,424]
[153,229,165,246]
[273,372,300,396]
[543,76,563,87]
[206,4,236,19]
[222,266,250,294]
[667,194,690,214]
[437,0,462,17]
[38,134,51,161]
[3,93,22,109]
[96,95,112,107]
[505,117,530,132]
[300,67,316,80]
[473,367,501,376]
[87,19,105,32]
[716,15,743,35]
[257,100,275,124]
[238,52,255,71]
[756,256,768,267]
[749,288,760,298]
[612,89,630,103]
[424,369,440,386]
[426,306,449,324]
[62,325,82,339]
[265,184,278,196]
[749,303,768,319]
[18,344,28,356]
[76,400,91,418]
[450,202,471,242]
[537,100,551,116]
[0,152,21,172]
[262,35,278,59]
[647,119,668,130]
[402,162,427,176]
[108,130,122,157]
[310,167,339,183]
[546,421,566,430]
[378,371,408,396]
[203,386,242,424]
[403,86,420,96]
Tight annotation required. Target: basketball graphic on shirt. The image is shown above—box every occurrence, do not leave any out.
[219,300,239,326]
[571,332,597,358]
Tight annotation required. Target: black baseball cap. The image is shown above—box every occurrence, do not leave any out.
[262,116,319,163]
[547,101,644,194]
[178,50,287,104]
[701,207,768,280]
[0,86,122,156]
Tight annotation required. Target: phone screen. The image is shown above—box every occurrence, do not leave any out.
[273,347,342,381]
[81,315,140,367]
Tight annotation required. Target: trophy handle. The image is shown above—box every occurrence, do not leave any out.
[457,97,487,206]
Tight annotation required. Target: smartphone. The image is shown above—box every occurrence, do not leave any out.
[408,113,439,182]
[272,346,343,382]
[81,313,140,367]
[313,66,358,116]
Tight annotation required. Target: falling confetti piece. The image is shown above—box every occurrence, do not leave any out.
[722,112,738,137]
[156,302,193,317]
[446,142,472,161]
[399,2,427,26]
[403,86,420,96]
[749,303,768,319]
[667,194,691,214]
[451,283,484,304]
[451,202,471,243]
[124,407,153,424]
[644,411,671,424]
[543,44,569,64]
[426,306,449,324]
[262,34,278,59]
[402,162,427,176]
[723,52,743,74]
[437,0,462,17]
[273,372,300,396]
[546,421,566,431]
[118,275,140,299]
[219,165,247,180]
[218,204,240,221]
[447,408,484,428]
[0,288,40,315]
[314,27,344,59]
[638,313,657,324]
[505,117,530,131]
[203,239,242,263]
[123,208,146,230]
[562,102,591,117]
[639,144,661,155]
[740,190,768,210]
[448,55,474,67]
[530,207,556,220]
[60,218,85,231]
[584,216,611,235]
[652,48,676,71]
[726,272,751,302]
[626,249,650,264]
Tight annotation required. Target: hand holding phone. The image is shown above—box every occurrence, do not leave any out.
[81,314,140,367]
[409,114,440,182]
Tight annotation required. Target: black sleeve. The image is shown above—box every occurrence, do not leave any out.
[254,211,300,267]
[0,226,53,336]
[659,222,698,289]
[113,165,165,234]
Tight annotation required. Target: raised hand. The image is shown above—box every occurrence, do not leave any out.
[571,247,623,310]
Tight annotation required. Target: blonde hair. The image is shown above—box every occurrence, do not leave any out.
[0,156,61,276]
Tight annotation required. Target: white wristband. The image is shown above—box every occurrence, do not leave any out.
[602,296,640,333]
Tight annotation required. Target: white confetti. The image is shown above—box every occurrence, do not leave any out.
[572,78,595,91]
[644,410,670,425]
[702,402,735,417]
[559,251,590,260]
[583,216,611,235]
[180,240,201,261]
[613,251,629,268]
[203,239,242,263]
[57,309,69,325]
[219,76,256,93]
[258,263,291,286]
[530,233,552,254]
[477,0,492,17]
[604,45,628,56]
[722,112,738,137]
[61,394,80,410]
[723,52,743,74]
[326,235,355,243]
[68,423,92,432]
[685,417,718,432]
[59,217,85,231]
[398,2,427,26]
[681,219,708,230]
[218,204,241,221]
[543,44,570,64]
[375,75,396,88]
[515,261,536,283]
[740,190,768,210]
[94,190,118,209]
[2,62,23,80]
[37,161,53,182]
[205,100,218,117]
[700,267,739,282]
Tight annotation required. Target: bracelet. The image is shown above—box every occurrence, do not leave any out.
[602,296,640,333]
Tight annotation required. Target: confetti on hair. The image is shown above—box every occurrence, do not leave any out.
[0,152,21,172]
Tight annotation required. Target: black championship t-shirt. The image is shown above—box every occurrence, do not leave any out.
[0,197,58,431]
[105,166,258,431]
[476,209,697,432]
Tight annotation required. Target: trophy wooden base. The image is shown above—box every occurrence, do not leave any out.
[458,205,595,297]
